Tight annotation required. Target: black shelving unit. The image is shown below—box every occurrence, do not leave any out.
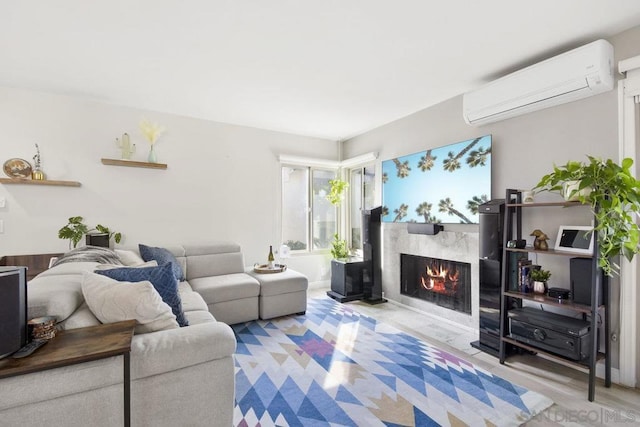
[498,189,611,402]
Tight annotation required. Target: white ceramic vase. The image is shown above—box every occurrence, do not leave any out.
[562,180,591,201]
[533,280,547,294]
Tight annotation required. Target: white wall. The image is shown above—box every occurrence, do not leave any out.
[344,27,640,377]
[0,86,337,282]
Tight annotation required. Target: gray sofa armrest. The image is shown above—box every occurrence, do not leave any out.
[131,321,236,379]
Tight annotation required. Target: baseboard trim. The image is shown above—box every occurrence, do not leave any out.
[309,280,330,289]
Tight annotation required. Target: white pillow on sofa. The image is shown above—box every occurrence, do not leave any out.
[81,272,179,334]
[115,249,146,266]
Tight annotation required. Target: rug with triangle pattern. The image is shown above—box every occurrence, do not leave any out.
[232,297,552,426]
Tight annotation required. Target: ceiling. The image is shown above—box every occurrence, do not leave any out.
[3,1,640,141]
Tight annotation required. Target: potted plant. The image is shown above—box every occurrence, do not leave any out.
[330,233,350,260]
[533,156,640,276]
[58,216,123,249]
[326,177,350,257]
[87,224,123,248]
[529,269,551,294]
[58,216,90,249]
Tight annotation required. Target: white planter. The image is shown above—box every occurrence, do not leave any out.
[562,180,591,201]
[533,280,547,294]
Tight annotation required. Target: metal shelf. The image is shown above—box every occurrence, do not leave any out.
[505,247,593,258]
[503,291,603,314]
[502,337,605,369]
[499,188,610,402]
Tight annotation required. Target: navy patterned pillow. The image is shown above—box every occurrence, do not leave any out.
[95,262,189,327]
[138,244,185,281]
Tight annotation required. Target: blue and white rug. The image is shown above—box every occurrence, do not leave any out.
[232,298,552,426]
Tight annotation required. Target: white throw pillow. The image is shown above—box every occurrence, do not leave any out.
[81,272,179,334]
[115,249,146,266]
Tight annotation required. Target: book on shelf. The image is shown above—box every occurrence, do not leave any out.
[518,259,532,293]
[520,264,541,293]
[508,252,529,291]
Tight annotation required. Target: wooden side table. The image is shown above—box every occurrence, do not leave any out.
[0,253,63,281]
[0,320,136,426]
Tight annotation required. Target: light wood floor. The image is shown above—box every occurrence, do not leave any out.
[308,286,640,426]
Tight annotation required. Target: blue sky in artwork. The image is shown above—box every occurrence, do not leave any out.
[382,135,491,224]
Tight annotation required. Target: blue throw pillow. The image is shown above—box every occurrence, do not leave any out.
[95,262,189,327]
[139,244,185,281]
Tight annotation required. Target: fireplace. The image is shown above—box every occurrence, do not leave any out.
[400,254,471,314]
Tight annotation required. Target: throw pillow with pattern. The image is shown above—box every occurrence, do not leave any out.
[95,262,189,327]
[138,244,185,281]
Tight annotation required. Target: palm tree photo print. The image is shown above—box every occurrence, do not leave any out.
[382,135,491,224]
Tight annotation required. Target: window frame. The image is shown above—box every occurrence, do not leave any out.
[346,162,377,255]
[281,162,338,254]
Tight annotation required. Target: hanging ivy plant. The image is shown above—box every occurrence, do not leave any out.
[534,156,640,277]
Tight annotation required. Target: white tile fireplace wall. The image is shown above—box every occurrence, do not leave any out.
[382,223,479,331]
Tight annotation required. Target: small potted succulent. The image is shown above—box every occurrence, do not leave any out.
[529,269,551,294]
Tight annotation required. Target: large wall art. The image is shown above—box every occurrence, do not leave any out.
[382,135,492,224]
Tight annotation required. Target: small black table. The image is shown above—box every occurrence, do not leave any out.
[327,258,369,302]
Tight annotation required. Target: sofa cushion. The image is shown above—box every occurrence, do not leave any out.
[189,273,260,304]
[81,272,179,334]
[115,249,146,266]
[183,243,245,279]
[139,244,185,281]
[95,263,188,327]
[179,288,209,313]
[36,261,101,278]
[58,302,101,330]
[183,310,216,325]
[130,322,236,379]
[248,268,309,296]
[27,274,85,322]
[185,253,246,280]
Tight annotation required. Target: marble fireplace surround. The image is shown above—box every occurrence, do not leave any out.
[382,223,479,331]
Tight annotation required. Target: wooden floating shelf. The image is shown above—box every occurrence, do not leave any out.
[0,178,81,187]
[101,158,167,169]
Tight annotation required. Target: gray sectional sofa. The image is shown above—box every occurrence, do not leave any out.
[0,242,308,427]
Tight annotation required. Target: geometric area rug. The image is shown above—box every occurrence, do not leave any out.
[232,298,553,426]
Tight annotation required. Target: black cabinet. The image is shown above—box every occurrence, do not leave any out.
[498,189,610,402]
[327,258,368,302]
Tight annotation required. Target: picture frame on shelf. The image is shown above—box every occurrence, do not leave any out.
[554,225,594,255]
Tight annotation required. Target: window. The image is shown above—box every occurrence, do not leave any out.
[348,164,376,252]
[282,165,337,252]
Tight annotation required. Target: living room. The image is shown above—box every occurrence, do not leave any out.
[2,2,640,426]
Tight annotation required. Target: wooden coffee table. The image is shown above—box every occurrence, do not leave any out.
[0,320,136,426]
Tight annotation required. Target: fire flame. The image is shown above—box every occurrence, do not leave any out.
[421,262,459,295]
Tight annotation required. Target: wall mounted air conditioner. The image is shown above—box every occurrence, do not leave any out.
[463,39,614,126]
